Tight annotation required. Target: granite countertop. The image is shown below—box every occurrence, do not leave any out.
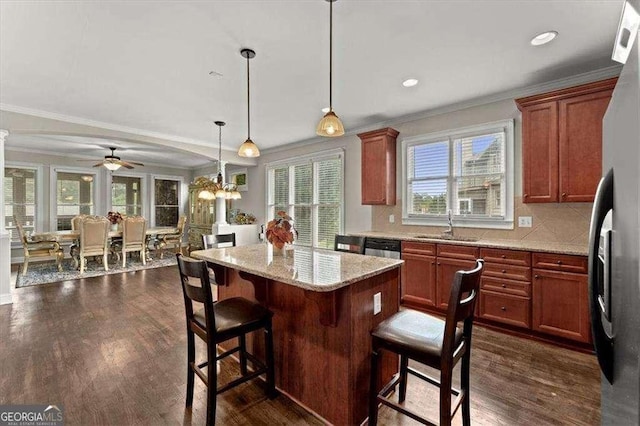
[190,243,403,292]
[350,231,588,256]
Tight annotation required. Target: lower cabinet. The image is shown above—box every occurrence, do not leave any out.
[436,257,477,310]
[532,268,591,343]
[400,242,436,310]
[479,290,531,329]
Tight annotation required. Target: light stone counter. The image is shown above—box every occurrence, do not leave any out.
[350,231,588,256]
[190,243,404,292]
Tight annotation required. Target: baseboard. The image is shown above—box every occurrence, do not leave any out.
[0,293,12,305]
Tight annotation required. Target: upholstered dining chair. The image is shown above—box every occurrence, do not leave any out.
[176,254,276,425]
[14,217,63,276]
[202,233,236,249]
[155,215,187,258]
[77,215,110,274]
[69,214,89,265]
[368,260,484,426]
[334,234,367,254]
[120,216,147,267]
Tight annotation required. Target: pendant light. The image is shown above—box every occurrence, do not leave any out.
[214,121,227,199]
[238,48,260,157]
[198,121,242,200]
[316,0,345,137]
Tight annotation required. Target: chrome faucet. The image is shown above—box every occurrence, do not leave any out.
[443,209,454,239]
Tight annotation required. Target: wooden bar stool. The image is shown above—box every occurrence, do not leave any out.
[176,254,276,425]
[368,260,484,426]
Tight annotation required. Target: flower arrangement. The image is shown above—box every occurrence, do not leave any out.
[107,211,123,225]
[266,211,297,249]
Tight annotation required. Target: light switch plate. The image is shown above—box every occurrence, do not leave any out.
[373,292,382,315]
[518,216,533,227]
[389,214,395,223]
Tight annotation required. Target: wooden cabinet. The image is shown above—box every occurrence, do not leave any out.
[358,127,399,205]
[531,251,590,343]
[187,179,216,252]
[516,78,616,203]
[401,242,436,309]
[436,244,479,310]
[478,248,532,329]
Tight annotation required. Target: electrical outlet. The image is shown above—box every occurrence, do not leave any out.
[518,216,533,228]
[389,214,395,223]
[373,292,382,315]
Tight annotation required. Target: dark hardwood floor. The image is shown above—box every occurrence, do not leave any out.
[1,266,600,425]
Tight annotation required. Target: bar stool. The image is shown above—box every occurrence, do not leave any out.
[368,260,484,426]
[176,254,276,425]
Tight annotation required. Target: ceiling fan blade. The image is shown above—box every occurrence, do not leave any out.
[118,161,135,169]
[93,162,105,168]
[128,161,144,166]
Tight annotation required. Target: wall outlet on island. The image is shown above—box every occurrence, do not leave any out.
[518,216,533,228]
[389,214,395,223]
[373,292,382,315]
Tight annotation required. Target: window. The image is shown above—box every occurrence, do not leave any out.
[4,166,37,242]
[267,149,343,249]
[402,120,514,228]
[154,178,180,226]
[111,175,142,216]
[55,171,95,230]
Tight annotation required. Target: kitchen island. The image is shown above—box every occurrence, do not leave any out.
[191,244,403,425]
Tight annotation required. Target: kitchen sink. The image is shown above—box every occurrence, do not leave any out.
[413,234,479,242]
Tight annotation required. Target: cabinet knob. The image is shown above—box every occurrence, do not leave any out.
[561,192,567,198]
[502,284,507,288]
[534,274,539,279]
[501,306,506,311]
[501,255,506,259]
[431,262,435,265]
[501,269,506,273]
[524,194,528,198]
[437,262,441,266]
[557,260,562,265]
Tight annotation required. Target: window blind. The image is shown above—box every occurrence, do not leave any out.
[4,167,37,242]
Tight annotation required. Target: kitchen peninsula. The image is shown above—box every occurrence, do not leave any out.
[191,244,403,425]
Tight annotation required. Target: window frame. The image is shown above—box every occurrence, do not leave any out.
[5,162,44,245]
[150,174,184,227]
[108,171,147,218]
[401,119,514,229]
[265,148,345,249]
[49,165,102,231]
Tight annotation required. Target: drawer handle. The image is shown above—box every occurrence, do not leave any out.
[501,306,506,311]
[561,192,567,198]
[501,269,507,273]
[524,194,528,198]
[431,262,435,265]
[557,260,563,265]
[502,284,507,288]
[437,262,441,266]
[535,274,540,279]
[501,255,506,259]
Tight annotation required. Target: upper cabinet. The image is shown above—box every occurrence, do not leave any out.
[516,78,617,203]
[358,127,399,205]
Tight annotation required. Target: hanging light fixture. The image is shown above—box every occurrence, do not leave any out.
[198,121,242,200]
[316,0,345,137]
[238,48,260,157]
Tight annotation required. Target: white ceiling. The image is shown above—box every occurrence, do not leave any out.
[0,0,624,162]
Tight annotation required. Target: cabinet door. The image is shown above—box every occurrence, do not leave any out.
[361,136,392,205]
[436,258,477,310]
[401,253,436,309]
[532,269,590,343]
[558,90,612,202]
[521,101,559,203]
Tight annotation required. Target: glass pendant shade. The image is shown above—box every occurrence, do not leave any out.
[215,188,226,199]
[316,110,345,137]
[104,162,122,171]
[238,138,260,157]
[231,190,242,200]
[198,189,214,200]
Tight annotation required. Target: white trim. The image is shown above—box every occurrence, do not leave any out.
[260,65,621,155]
[264,147,345,168]
[49,165,102,231]
[401,119,514,229]
[0,103,212,148]
[150,174,185,228]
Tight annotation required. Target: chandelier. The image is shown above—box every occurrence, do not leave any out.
[198,121,241,200]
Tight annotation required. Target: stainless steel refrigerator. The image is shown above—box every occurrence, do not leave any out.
[589,0,640,423]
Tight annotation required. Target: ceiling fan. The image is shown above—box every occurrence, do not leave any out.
[80,147,144,171]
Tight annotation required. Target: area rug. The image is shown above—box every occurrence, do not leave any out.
[16,256,178,288]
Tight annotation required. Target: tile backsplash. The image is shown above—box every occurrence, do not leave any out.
[372,197,592,246]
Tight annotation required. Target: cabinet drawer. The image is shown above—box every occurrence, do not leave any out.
[402,241,436,256]
[483,263,531,282]
[532,252,587,273]
[479,290,531,329]
[437,244,479,261]
[479,248,531,267]
[481,276,531,297]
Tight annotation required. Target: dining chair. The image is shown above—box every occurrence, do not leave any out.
[155,215,187,259]
[120,216,147,267]
[334,234,366,254]
[368,260,484,426]
[69,214,89,264]
[77,215,110,274]
[176,254,276,425]
[202,233,236,249]
[14,216,63,276]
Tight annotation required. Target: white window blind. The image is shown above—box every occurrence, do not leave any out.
[403,120,514,228]
[4,167,37,242]
[55,171,95,230]
[267,150,344,249]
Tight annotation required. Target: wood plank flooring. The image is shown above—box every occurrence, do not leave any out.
[1,266,600,425]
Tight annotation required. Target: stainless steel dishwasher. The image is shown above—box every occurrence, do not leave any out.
[364,237,401,259]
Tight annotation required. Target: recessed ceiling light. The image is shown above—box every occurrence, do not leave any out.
[531,31,558,46]
[321,107,330,113]
[402,78,419,87]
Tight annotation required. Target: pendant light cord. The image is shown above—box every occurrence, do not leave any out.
[329,0,333,111]
[218,124,222,174]
[246,54,251,139]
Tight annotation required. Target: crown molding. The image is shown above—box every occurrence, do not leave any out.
[0,103,212,147]
[262,65,622,155]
